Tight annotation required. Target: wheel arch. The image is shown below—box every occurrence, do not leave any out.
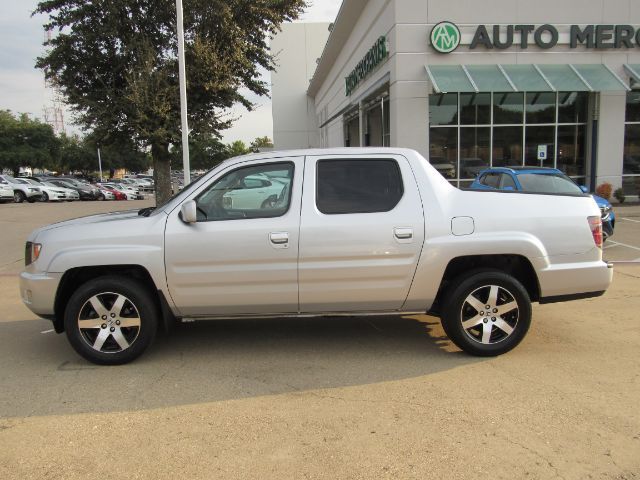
[53,265,176,333]
[429,254,540,316]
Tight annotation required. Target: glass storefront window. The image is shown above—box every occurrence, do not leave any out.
[429,93,458,126]
[460,93,490,125]
[429,127,458,179]
[460,127,490,178]
[526,92,556,124]
[623,94,640,196]
[625,91,640,123]
[524,126,555,166]
[558,92,588,124]
[557,125,586,178]
[492,126,523,167]
[493,92,524,125]
[365,104,383,147]
[344,114,360,147]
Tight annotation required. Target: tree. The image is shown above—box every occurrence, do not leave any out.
[35,0,307,204]
[171,134,227,171]
[226,140,251,158]
[250,136,274,152]
[0,110,59,176]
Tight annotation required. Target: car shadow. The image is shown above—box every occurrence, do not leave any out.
[0,315,484,418]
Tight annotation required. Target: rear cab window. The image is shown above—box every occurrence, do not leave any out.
[316,159,404,214]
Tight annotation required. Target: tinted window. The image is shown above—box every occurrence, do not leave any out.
[316,159,403,214]
[500,174,516,189]
[517,173,583,195]
[196,162,293,221]
[480,173,500,188]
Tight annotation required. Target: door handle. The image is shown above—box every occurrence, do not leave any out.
[269,232,289,245]
[394,228,413,239]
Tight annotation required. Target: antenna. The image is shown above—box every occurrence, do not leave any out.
[42,27,66,135]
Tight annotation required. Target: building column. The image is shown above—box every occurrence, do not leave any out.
[596,91,626,190]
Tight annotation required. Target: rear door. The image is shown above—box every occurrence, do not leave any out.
[298,154,425,312]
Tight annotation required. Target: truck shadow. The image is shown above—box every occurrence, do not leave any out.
[0,315,484,418]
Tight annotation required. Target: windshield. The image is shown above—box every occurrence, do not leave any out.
[517,173,584,195]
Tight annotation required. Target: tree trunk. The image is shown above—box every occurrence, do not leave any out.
[151,142,172,205]
[13,167,20,177]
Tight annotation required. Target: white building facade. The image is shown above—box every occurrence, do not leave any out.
[272,0,640,197]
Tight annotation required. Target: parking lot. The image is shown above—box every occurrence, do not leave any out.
[0,201,639,479]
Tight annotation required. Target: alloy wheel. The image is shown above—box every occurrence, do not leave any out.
[459,284,519,345]
[77,292,141,353]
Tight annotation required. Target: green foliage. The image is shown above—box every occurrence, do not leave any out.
[35,0,307,202]
[171,134,228,171]
[0,110,59,175]
[613,187,625,203]
[226,140,251,158]
[250,136,274,152]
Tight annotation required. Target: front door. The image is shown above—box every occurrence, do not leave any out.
[164,157,303,316]
[298,154,425,312]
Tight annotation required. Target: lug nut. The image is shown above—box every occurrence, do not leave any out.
[491,317,496,322]
[110,313,116,318]
[101,315,107,320]
[116,320,120,326]
[493,308,498,313]
[480,311,485,316]
[101,324,107,329]
[110,327,115,332]
[483,318,488,323]
[485,305,490,309]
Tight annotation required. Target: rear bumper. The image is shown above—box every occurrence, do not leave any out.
[19,271,62,317]
[537,260,613,299]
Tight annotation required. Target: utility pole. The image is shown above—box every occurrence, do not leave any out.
[97,147,103,182]
[176,0,190,185]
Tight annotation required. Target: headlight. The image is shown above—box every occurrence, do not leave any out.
[25,242,42,266]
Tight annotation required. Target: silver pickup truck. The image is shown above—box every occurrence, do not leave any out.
[20,148,613,365]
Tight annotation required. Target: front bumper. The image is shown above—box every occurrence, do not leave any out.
[19,271,62,317]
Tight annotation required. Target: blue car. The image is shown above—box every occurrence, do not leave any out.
[469,167,615,239]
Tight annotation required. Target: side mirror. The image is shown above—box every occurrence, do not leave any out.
[180,200,197,224]
[579,185,589,193]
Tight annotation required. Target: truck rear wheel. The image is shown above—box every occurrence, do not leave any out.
[440,271,531,356]
[63,276,158,365]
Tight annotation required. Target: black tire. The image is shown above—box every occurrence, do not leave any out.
[14,191,25,203]
[64,275,158,365]
[40,192,49,202]
[97,192,105,201]
[440,270,531,357]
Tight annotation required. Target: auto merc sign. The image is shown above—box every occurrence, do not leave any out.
[430,21,640,53]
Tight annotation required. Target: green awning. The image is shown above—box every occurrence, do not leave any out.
[624,64,640,83]
[426,64,630,93]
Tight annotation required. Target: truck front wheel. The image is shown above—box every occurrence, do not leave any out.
[63,276,158,365]
[440,271,531,356]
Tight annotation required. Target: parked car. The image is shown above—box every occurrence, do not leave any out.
[97,185,127,201]
[46,178,99,201]
[0,178,14,203]
[0,174,42,203]
[19,178,72,202]
[469,167,616,240]
[98,183,142,200]
[20,148,613,365]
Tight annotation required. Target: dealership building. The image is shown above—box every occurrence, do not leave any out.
[271,0,640,197]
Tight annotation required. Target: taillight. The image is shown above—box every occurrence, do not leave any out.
[588,216,602,248]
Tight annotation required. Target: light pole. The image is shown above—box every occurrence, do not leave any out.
[176,0,190,185]
[97,146,103,182]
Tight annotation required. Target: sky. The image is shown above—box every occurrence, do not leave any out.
[0,0,342,144]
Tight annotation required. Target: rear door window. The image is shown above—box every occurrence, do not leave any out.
[316,159,403,214]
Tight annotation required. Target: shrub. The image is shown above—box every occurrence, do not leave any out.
[613,187,626,203]
[595,182,613,200]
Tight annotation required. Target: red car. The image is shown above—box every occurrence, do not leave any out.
[99,185,127,200]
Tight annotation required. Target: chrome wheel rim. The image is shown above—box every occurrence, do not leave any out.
[77,292,141,353]
[460,285,519,345]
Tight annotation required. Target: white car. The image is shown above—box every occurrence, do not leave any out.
[20,179,71,202]
[99,183,138,200]
[98,188,115,200]
[221,174,290,209]
[0,179,13,203]
[0,175,42,203]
